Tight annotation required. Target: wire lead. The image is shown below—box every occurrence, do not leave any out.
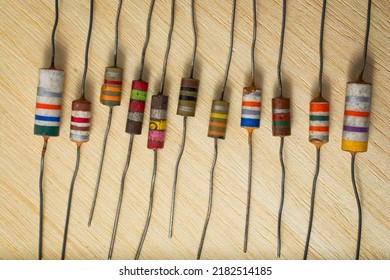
[135,150,158,260]
[139,0,156,80]
[189,0,198,78]
[88,106,113,227]
[243,130,253,253]
[61,145,81,260]
[351,153,362,260]
[158,0,176,95]
[108,134,135,260]
[81,0,94,98]
[277,0,287,98]
[359,0,372,80]
[250,0,257,82]
[197,138,218,260]
[220,0,236,101]
[38,137,48,260]
[169,116,187,238]
[113,0,123,67]
[277,136,285,258]
[303,147,321,260]
[318,0,326,96]
[50,0,59,68]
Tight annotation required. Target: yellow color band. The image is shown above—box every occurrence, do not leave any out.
[210,113,228,119]
[341,140,368,153]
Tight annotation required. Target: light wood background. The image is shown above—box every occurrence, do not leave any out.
[0,0,389,260]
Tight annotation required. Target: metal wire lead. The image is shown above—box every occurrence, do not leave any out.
[81,0,94,98]
[61,145,81,260]
[197,138,218,260]
[318,0,326,96]
[250,0,257,82]
[243,130,253,253]
[38,137,48,260]
[189,0,198,78]
[88,107,113,227]
[220,0,236,101]
[135,150,158,260]
[359,0,372,80]
[277,0,287,97]
[158,0,176,95]
[108,134,135,260]
[303,147,321,260]
[50,0,59,67]
[139,0,156,80]
[113,0,123,67]
[169,116,187,238]
[277,136,285,258]
[351,153,362,260]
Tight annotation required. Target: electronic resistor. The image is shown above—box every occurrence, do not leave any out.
[100,67,123,106]
[70,97,91,143]
[126,80,149,134]
[177,78,199,117]
[34,69,64,137]
[309,96,329,146]
[341,81,372,153]
[207,100,230,139]
[147,95,168,149]
[272,97,291,137]
[241,84,261,129]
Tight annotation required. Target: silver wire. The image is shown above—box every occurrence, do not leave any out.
[113,0,123,67]
[139,0,156,80]
[303,147,321,260]
[351,153,362,260]
[197,138,218,260]
[88,107,113,227]
[318,0,326,96]
[38,137,48,260]
[277,0,286,97]
[243,131,253,253]
[277,136,285,258]
[189,0,198,78]
[61,145,81,260]
[108,134,135,260]
[50,0,59,67]
[81,0,94,98]
[135,150,158,260]
[169,116,187,238]
[158,0,176,95]
[250,0,257,82]
[220,0,236,101]
[359,0,372,80]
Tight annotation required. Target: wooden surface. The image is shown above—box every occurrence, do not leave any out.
[0,0,389,260]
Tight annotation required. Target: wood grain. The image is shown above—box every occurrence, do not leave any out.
[0,0,389,260]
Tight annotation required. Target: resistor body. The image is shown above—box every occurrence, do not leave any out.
[147,95,168,149]
[126,80,148,135]
[34,69,64,137]
[100,67,123,106]
[341,82,372,153]
[309,96,329,144]
[70,97,91,143]
[272,97,291,136]
[177,78,199,117]
[241,85,261,128]
[208,100,230,139]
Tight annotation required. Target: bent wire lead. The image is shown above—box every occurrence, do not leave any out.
[273,0,290,258]
[241,0,261,254]
[197,0,236,260]
[169,0,199,239]
[134,0,175,260]
[303,0,329,260]
[61,0,94,260]
[341,0,372,260]
[107,0,156,260]
[88,0,124,227]
[34,0,63,260]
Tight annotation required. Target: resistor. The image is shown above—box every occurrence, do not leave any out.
[208,100,230,139]
[100,67,123,106]
[126,80,149,134]
[177,78,199,117]
[272,97,291,137]
[147,95,168,149]
[309,97,329,145]
[70,97,91,143]
[241,85,261,129]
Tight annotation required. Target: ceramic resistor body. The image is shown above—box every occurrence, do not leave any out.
[34,68,64,137]
[126,80,148,135]
[208,100,230,139]
[309,96,329,144]
[342,82,372,153]
[272,97,291,136]
[70,97,91,143]
[100,67,123,106]
[177,78,199,117]
[147,95,168,149]
[241,85,261,128]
